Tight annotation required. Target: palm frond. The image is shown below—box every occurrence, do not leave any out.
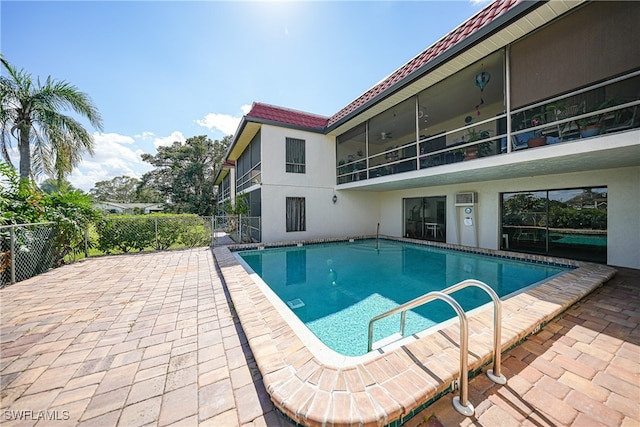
[1,58,103,180]
[34,79,103,131]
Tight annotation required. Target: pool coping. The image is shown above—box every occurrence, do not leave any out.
[213,236,617,426]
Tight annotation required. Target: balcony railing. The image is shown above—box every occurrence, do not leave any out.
[337,70,639,185]
[237,162,261,192]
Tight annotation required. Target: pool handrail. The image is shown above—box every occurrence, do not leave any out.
[367,279,507,416]
[368,291,474,415]
[438,279,506,384]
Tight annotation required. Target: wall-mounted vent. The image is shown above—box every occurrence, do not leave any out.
[455,192,478,206]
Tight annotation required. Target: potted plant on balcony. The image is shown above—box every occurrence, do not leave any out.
[577,110,604,138]
[463,129,492,160]
[576,98,618,138]
[527,117,547,147]
[578,120,602,138]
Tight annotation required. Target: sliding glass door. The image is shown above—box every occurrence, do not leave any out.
[501,187,607,263]
[404,196,446,242]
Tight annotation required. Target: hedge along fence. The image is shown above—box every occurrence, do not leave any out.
[95,214,213,254]
[1,215,217,287]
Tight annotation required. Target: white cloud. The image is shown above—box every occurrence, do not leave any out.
[2,145,19,169]
[196,105,250,136]
[68,132,150,191]
[153,131,186,149]
[196,113,241,136]
[135,131,156,139]
[6,130,194,192]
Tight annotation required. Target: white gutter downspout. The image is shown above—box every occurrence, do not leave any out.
[505,44,512,154]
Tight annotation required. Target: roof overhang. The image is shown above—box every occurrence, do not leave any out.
[225,116,326,162]
[225,119,261,161]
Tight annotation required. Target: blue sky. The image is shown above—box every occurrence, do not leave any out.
[1,1,488,191]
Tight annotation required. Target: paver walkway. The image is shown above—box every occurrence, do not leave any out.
[0,247,638,427]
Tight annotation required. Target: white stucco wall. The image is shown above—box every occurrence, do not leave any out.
[258,125,380,242]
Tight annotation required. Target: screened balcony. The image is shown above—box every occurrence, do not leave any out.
[336,69,639,186]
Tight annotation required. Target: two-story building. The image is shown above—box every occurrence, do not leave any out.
[217,0,640,269]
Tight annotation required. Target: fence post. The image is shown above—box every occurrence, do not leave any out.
[10,225,16,285]
[154,217,159,250]
[84,227,89,258]
[239,214,243,243]
[210,216,215,247]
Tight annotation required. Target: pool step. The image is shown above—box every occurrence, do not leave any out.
[372,332,403,350]
[286,298,305,309]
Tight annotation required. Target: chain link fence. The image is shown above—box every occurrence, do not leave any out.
[212,215,261,245]
[1,222,58,288]
[93,215,214,254]
[1,215,262,288]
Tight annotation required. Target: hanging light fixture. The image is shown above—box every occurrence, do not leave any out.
[474,70,491,116]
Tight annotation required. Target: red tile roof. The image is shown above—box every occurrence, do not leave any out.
[327,0,522,127]
[246,102,328,130]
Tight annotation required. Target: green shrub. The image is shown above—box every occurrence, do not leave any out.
[96,215,155,253]
[95,214,210,254]
[176,216,211,247]
[1,162,100,267]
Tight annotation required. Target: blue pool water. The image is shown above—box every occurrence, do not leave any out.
[237,239,570,356]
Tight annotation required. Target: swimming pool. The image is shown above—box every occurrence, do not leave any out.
[216,236,615,426]
[237,239,570,356]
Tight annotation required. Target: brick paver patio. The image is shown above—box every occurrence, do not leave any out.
[409,267,639,427]
[1,246,638,426]
[1,248,292,426]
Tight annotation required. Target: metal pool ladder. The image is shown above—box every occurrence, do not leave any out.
[367,279,507,417]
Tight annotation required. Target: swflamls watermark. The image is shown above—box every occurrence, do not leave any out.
[3,410,70,421]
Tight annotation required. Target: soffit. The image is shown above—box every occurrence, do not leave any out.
[228,122,261,161]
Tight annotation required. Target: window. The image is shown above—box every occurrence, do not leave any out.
[286,197,305,232]
[286,137,305,173]
[220,175,230,201]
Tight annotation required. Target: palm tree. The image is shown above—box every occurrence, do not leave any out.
[0,56,103,181]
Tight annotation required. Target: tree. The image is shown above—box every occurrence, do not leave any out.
[90,175,142,203]
[0,57,103,181]
[39,178,75,194]
[134,182,162,204]
[140,135,230,216]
